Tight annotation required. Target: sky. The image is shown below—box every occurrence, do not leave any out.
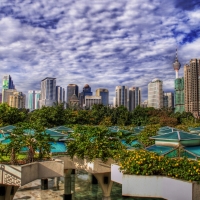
[0,0,200,104]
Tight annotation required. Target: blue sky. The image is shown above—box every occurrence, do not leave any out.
[0,0,200,103]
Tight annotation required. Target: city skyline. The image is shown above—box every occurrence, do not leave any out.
[0,1,200,102]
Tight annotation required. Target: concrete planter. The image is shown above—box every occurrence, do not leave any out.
[111,164,200,200]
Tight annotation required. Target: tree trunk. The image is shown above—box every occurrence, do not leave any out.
[10,148,16,165]
[28,146,35,163]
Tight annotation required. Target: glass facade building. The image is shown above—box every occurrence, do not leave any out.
[39,77,56,107]
[67,84,78,103]
[96,88,109,106]
[115,86,128,109]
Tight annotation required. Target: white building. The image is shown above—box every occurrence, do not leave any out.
[148,79,163,109]
[84,95,101,109]
[39,77,56,107]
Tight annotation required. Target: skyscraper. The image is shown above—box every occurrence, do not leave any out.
[79,84,92,107]
[67,84,78,104]
[129,87,141,111]
[163,92,174,108]
[63,88,65,103]
[96,88,109,106]
[184,59,200,117]
[148,79,163,109]
[174,78,184,113]
[28,90,35,111]
[28,90,41,110]
[35,91,41,109]
[39,77,56,107]
[115,86,128,109]
[56,86,63,104]
[2,75,15,103]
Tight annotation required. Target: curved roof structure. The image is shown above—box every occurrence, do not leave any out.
[84,84,90,88]
[150,131,200,141]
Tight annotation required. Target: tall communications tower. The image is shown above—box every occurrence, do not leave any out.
[173,49,181,79]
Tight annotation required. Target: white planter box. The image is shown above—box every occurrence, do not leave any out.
[111,164,200,200]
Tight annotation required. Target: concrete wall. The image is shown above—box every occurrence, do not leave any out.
[111,164,200,200]
[21,160,64,186]
[111,164,122,184]
[58,156,112,173]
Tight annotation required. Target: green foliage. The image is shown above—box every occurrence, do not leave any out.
[66,125,127,162]
[137,124,160,147]
[0,103,27,126]
[5,122,54,164]
[116,149,200,182]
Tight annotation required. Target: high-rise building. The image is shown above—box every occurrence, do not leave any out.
[39,77,56,107]
[56,86,63,104]
[9,91,26,109]
[2,75,15,103]
[174,78,184,113]
[163,92,174,108]
[184,59,200,117]
[28,90,41,110]
[0,93,2,104]
[28,90,35,111]
[79,84,93,107]
[2,89,17,104]
[113,97,116,107]
[115,86,128,109]
[129,87,141,111]
[96,88,109,106]
[84,95,101,109]
[35,91,41,109]
[148,79,163,109]
[67,84,78,104]
[63,88,65,103]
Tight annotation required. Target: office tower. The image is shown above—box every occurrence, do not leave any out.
[113,97,116,108]
[96,88,109,106]
[2,89,17,104]
[56,86,63,104]
[35,91,41,109]
[79,84,93,107]
[173,49,181,79]
[67,84,78,104]
[2,75,15,103]
[148,79,163,109]
[174,78,184,113]
[63,88,65,103]
[84,95,101,109]
[9,91,26,109]
[184,59,200,117]
[163,92,174,108]
[39,77,56,107]
[28,90,35,111]
[0,93,2,103]
[115,86,128,109]
[129,87,141,111]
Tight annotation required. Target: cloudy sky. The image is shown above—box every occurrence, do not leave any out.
[0,0,200,104]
